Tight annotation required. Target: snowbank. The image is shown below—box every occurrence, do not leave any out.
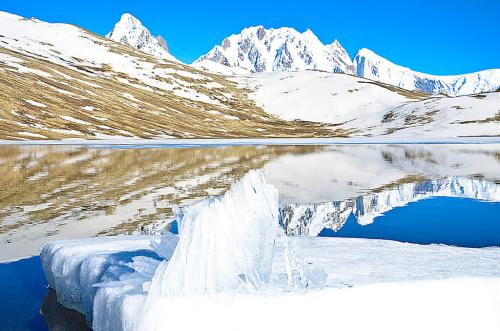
[139,277,500,331]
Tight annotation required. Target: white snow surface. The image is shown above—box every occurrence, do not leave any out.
[106,13,178,62]
[194,26,354,74]
[354,48,500,96]
[40,170,500,330]
[240,71,408,123]
[41,234,500,331]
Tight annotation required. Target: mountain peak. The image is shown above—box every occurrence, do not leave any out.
[106,13,177,62]
[355,48,375,56]
[119,13,141,25]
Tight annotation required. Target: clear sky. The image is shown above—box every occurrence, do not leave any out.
[1,0,499,75]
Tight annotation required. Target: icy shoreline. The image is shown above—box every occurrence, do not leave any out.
[39,171,500,330]
[1,136,500,147]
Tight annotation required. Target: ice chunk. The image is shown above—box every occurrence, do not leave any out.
[40,236,170,325]
[147,170,279,300]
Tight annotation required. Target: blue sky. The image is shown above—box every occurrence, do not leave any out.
[1,0,499,74]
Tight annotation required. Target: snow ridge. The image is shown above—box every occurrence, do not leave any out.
[353,48,500,96]
[106,13,178,62]
[194,26,354,74]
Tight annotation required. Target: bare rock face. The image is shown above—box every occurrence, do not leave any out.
[257,26,266,40]
[156,35,169,53]
[222,38,231,49]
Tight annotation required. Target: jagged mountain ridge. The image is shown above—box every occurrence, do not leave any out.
[194,26,355,74]
[106,13,178,62]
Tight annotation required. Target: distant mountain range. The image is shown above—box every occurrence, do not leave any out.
[105,14,499,96]
[353,48,500,96]
[191,25,499,96]
[194,26,355,74]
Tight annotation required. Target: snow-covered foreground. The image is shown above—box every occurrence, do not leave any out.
[40,171,500,330]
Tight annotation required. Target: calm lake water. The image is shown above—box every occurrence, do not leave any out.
[1,143,499,330]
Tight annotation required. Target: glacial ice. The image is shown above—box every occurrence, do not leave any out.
[40,236,166,325]
[41,170,281,329]
[147,170,279,299]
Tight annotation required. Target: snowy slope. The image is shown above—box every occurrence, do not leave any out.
[0,11,333,140]
[354,48,500,96]
[194,26,354,74]
[239,71,411,124]
[238,70,500,137]
[106,13,178,62]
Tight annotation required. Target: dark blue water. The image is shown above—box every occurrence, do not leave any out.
[319,197,500,248]
[0,257,90,331]
[0,257,48,331]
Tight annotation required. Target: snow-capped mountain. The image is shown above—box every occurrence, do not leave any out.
[106,13,178,62]
[353,48,500,96]
[196,26,500,96]
[194,26,354,74]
